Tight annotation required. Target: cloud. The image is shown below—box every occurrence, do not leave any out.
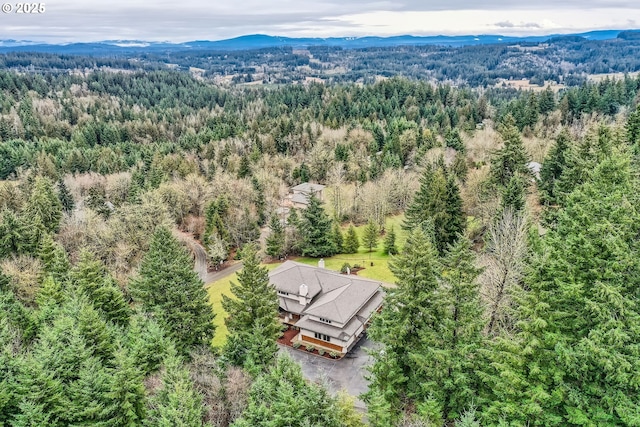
[494,21,542,29]
[0,0,638,42]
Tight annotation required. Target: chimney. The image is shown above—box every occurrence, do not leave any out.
[298,283,308,306]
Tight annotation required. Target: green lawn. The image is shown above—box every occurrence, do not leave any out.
[207,272,236,348]
[207,214,406,347]
[295,213,407,284]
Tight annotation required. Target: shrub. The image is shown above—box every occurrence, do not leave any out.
[292,341,301,349]
[318,349,325,356]
[340,262,351,274]
[329,351,339,359]
[306,345,315,352]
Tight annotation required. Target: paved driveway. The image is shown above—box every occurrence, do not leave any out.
[280,337,378,410]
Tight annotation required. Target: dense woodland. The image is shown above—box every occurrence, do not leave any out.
[1,47,640,426]
[3,33,640,86]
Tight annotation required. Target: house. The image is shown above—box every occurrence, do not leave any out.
[289,182,326,209]
[270,260,385,354]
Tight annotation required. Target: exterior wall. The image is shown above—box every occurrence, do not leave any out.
[292,201,308,209]
[308,315,345,329]
[300,333,345,352]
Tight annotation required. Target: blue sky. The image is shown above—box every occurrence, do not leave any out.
[1,0,638,42]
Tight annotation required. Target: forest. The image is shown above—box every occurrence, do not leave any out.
[2,32,640,87]
[1,51,640,426]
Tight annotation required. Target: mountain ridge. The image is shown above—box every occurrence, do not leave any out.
[0,29,636,55]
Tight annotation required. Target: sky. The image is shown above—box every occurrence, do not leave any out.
[0,0,638,42]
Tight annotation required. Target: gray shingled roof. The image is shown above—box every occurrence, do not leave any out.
[279,297,307,315]
[291,182,326,194]
[269,261,385,325]
[295,289,384,340]
[291,193,310,205]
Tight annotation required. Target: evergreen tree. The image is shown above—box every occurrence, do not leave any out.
[366,229,442,415]
[484,153,640,425]
[232,354,341,427]
[26,176,63,233]
[539,130,571,206]
[627,103,640,146]
[74,296,115,363]
[0,210,28,256]
[418,237,484,422]
[130,226,215,356]
[222,245,281,371]
[404,162,465,254]
[383,226,398,255]
[251,177,267,226]
[489,114,531,187]
[299,195,336,258]
[285,208,303,255]
[265,214,285,259]
[344,224,360,254]
[237,154,251,179]
[101,348,146,427]
[362,218,379,252]
[124,314,170,377]
[500,173,526,213]
[37,234,70,283]
[57,180,74,213]
[331,221,344,253]
[145,349,205,427]
[72,251,130,327]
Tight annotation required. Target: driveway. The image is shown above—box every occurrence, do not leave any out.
[280,337,378,410]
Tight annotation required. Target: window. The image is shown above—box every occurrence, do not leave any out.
[314,332,331,342]
[319,317,332,324]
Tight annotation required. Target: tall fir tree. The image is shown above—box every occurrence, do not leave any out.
[383,225,398,255]
[56,180,74,214]
[0,210,28,256]
[26,176,63,233]
[500,173,526,213]
[101,348,147,427]
[539,130,571,207]
[299,194,336,258]
[404,161,465,254]
[131,226,215,356]
[71,250,130,327]
[483,153,640,426]
[362,218,379,252]
[232,354,341,427]
[37,234,70,283]
[344,224,360,254]
[411,237,485,422]
[331,221,344,253]
[222,245,281,372]
[144,349,205,427]
[489,114,531,188]
[265,214,285,259]
[366,229,442,417]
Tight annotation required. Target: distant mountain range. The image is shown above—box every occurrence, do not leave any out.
[0,30,637,55]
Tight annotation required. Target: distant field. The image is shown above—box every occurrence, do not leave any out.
[587,71,640,82]
[207,214,406,347]
[495,78,565,92]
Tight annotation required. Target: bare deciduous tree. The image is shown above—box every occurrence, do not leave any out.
[479,208,529,336]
